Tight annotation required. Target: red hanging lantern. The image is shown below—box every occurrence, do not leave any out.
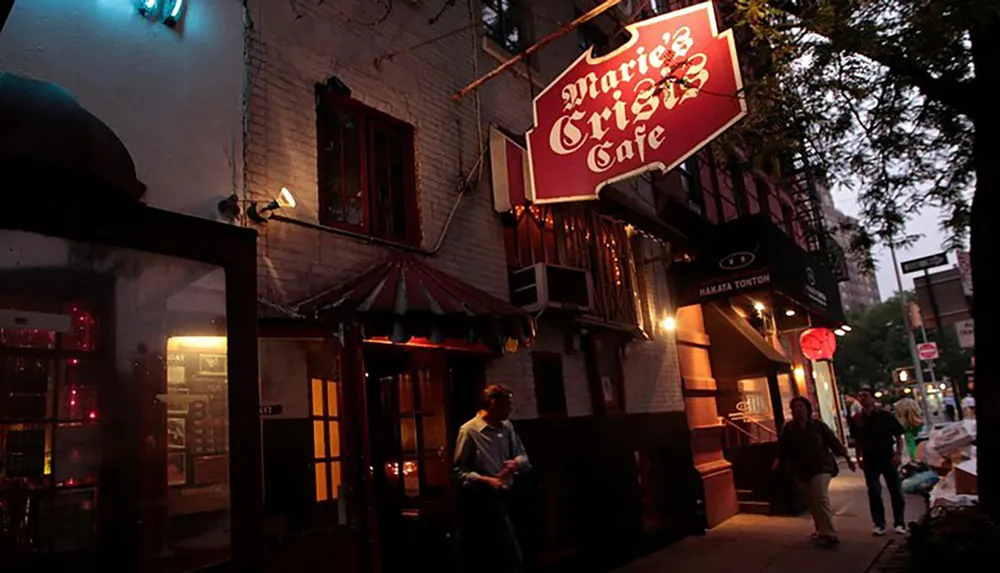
[799,327,837,361]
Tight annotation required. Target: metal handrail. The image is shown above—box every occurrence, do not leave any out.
[720,417,760,444]
[744,417,778,437]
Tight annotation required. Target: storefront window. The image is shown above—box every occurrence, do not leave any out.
[726,377,777,442]
[0,229,229,571]
[811,361,841,439]
[311,376,342,503]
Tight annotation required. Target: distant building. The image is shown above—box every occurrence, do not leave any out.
[816,185,882,313]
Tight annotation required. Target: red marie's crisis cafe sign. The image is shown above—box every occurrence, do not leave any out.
[526,1,746,203]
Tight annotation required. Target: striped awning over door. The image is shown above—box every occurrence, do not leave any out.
[295,253,534,346]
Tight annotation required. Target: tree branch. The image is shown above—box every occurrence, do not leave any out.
[772,1,977,118]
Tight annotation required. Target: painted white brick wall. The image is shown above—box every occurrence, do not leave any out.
[0,0,246,219]
[247,0,684,417]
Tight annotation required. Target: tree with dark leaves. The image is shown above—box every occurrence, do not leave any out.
[714,0,999,520]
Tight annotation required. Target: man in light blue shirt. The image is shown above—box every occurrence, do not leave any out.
[454,384,530,572]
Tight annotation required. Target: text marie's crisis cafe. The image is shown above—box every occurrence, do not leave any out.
[524,1,746,204]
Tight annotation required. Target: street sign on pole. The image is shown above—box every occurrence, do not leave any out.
[957,251,973,297]
[956,319,975,349]
[917,342,939,361]
[900,253,948,274]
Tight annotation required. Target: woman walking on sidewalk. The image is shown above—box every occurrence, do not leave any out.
[774,397,856,545]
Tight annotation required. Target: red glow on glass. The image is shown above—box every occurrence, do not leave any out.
[88,411,97,420]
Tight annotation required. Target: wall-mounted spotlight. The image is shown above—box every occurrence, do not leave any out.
[248,187,296,223]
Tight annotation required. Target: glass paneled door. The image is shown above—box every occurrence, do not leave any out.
[364,347,455,572]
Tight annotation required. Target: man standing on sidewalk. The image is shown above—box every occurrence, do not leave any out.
[454,384,531,573]
[849,386,907,536]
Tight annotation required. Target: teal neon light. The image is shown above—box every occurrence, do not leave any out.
[137,0,185,25]
[169,0,184,19]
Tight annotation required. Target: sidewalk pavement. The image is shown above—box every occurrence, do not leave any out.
[617,471,925,573]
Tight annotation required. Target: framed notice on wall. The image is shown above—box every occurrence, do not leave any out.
[198,354,227,376]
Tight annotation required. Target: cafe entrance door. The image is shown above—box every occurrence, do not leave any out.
[364,346,456,572]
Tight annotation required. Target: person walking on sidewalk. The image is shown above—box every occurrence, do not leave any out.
[774,396,856,546]
[849,386,908,536]
[454,384,531,573]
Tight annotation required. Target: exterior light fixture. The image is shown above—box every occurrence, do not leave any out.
[939,383,947,390]
[874,391,883,398]
[165,0,185,24]
[904,387,912,394]
[660,315,677,332]
[753,301,765,312]
[217,194,240,221]
[249,187,296,223]
[841,325,852,332]
[793,365,805,383]
[137,0,186,26]
[784,309,796,317]
[833,328,846,337]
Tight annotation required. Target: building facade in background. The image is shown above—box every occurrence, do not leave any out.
[816,184,882,313]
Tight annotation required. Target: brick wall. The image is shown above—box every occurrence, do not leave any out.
[247,0,685,418]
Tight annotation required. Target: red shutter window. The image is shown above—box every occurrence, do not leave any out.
[318,92,419,245]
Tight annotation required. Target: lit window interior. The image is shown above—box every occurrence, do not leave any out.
[311,377,342,502]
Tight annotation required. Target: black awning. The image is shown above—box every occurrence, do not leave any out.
[671,214,845,323]
[703,303,791,378]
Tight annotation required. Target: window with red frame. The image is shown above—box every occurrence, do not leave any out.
[317,92,419,245]
[678,157,705,216]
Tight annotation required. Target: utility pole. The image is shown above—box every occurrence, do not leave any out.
[890,242,932,425]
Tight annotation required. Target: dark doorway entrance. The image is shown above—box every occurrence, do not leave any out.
[363,346,454,572]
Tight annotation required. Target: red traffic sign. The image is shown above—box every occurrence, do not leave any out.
[526,1,746,204]
[917,342,939,361]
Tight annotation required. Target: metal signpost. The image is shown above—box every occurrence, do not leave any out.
[892,246,932,423]
[901,252,963,420]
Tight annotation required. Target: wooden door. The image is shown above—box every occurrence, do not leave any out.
[364,348,455,572]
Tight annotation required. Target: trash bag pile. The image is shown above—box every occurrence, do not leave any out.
[913,419,978,508]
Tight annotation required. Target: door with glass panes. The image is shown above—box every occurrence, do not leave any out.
[363,347,455,572]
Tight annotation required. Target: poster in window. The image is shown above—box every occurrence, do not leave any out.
[167,352,187,385]
[167,452,187,486]
[197,354,227,376]
[167,417,186,450]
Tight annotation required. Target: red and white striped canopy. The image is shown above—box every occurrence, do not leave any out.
[296,253,533,346]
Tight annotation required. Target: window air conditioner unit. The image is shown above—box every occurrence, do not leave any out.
[510,263,594,313]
